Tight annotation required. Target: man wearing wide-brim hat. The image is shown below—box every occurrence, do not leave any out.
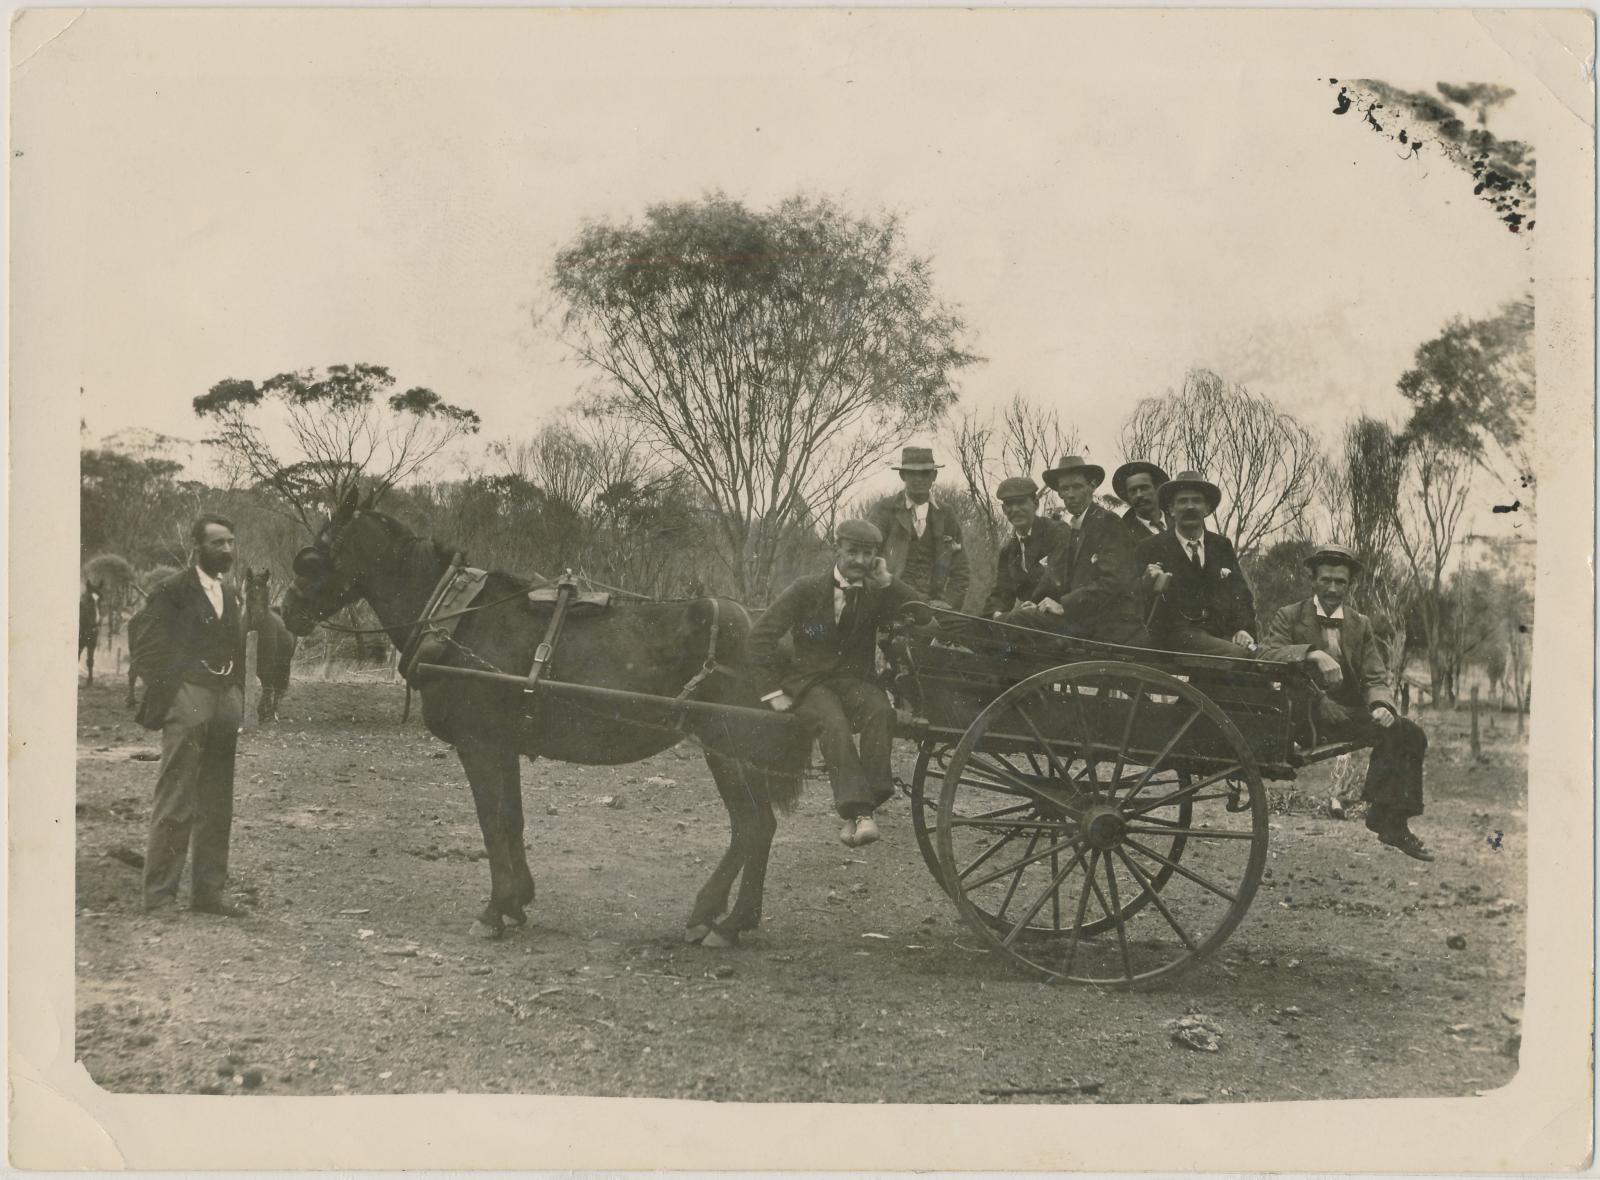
[1133,470,1259,656]
[1007,456,1146,645]
[1112,460,1170,542]
[747,519,924,849]
[1256,543,1433,861]
[981,476,1070,618]
[865,446,970,612]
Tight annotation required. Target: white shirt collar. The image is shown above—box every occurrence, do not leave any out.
[904,494,929,518]
[1064,507,1087,529]
[196,566,225,615]
[833,566,857,590]
[1315,600,1345,620]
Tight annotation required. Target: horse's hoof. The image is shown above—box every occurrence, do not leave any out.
[684,924,711,945]
[701,928,738,950]
[469,919,503,940]
[503,906,527,927]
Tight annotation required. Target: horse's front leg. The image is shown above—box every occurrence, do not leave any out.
[456,735,526,939]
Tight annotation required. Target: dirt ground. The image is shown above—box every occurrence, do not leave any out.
[75,677,1526,1103]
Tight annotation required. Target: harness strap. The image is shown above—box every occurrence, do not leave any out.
[524,570,579,695]
[397,552,467,684]
[664,598,729,732]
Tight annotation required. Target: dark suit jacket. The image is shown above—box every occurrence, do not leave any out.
[1135,529,1257,641]
[130,567,246,730]
[865,496,971,608]
[1039,504,1140,626]
[1120,506,1167,544]
[748,569,921,700]
[982,517,1069,617]
[1257,597,1395,712]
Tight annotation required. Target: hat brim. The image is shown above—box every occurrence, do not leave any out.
[1042,464,1105,489]
[1111,461,1170,500]
[1157,479,1221,514]
[891,464,942,472]
[1305,552,1364,575]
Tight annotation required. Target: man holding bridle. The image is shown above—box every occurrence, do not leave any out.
[1257,544,1433,861]
[749,520,923,848]
[130,513,250,916]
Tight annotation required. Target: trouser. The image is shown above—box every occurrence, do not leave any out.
[143,681,243,908]
[1317,701,1427,820]
[1153,623,1253,658]
[793,677,897,820]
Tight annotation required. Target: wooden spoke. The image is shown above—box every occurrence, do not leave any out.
[992,829,1043,928]
[966,754,1072,812]
[1124,765,1242,818]
[1115,848,1198,951]
[1108,689,1145,784]
[1001,844,1090,949]
[1064,682,1103,795]
[1010,702,1072,785]
[1119,706,1205,806]
[1123,836,1238,903]
[1059,848,1101,976]
[1124,824,1256,841]
[962,830,1088,892]
[1100,850,1134,981]
[954,823,1029,883]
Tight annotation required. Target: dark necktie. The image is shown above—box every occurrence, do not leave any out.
[1187,540,1203,571]
[1320,616,1344,661]
[837,585,861,636]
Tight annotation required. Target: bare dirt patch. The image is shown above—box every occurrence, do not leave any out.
[75,680,1525,1103]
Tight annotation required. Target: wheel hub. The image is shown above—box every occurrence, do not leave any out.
[1082,804,1126,850]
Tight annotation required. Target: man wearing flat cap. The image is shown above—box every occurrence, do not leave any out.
[866,446,970,612]
[1135,470,1258,657]
[981,476,1070,618]
[1256,544,1433,861]
[1007,456,1146,645]
[1112,460,1170,543]
[748,519,923,848]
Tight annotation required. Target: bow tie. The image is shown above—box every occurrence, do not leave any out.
[1317,615,1343,630]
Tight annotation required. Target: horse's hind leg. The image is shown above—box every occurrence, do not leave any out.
[686,800,746,946]
[708,751,778,941]
[456,734,527,939]
[501,757,535,920]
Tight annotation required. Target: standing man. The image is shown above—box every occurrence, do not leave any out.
[1112,460,1170,542]
[130,513,249,916]
[866,446,970,612]
[1012,456,1146,645]
[1135,471,1258,656]
[1257,544,1433,861]
[748,521,923,848]
[981,476,1068,617]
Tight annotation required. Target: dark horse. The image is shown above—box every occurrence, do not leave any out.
[79,579,104,684]
[243,567,298,723]
[280,489,812,945]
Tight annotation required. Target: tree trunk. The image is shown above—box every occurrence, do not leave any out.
[1469,686,1481,761]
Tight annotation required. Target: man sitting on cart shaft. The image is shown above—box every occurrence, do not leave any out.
[1256,544,1433,861]
[748,519,924,849]
[865,446,970,612]
[1135,470,1258,657]
[982,475,1069,618]
[1003,455,1147,644]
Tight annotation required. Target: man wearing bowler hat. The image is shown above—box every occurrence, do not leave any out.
[1256,544,1433,860]
[1135,470,1258,657]
[866,446,970,612]
[1008,456,1146,645]
[981,476,1069,618]
[1112,460,1170,542]
[748,520,924,848]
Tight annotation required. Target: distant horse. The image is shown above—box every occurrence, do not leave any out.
[281,488,812,945]
[243,567,297,723]
[78,579,104,684]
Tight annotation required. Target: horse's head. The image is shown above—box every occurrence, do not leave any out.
[242,566,273,627]
[281,487,396,637]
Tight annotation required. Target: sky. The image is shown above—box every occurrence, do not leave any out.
[18,9,1535,507]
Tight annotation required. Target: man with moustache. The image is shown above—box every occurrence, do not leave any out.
[981,476,1069,618]
[1256,544,1433,861]
[866,446,970,612]
[1112,460,1170,542]
[1135,471,1258,657]
[1009,455,1146,645]
[130,513,249,916]
[749,520,924,848]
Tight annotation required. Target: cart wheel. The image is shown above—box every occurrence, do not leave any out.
[909,740,952,888]
[935,660,1267,989]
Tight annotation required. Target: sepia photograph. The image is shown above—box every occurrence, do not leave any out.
[10,6,1594,1172]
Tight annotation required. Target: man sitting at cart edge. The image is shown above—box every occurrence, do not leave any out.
[981,475,1069,617]
[1134,470,1258,656]
[1255,544,1433,861]
[865,446,970,612]
[748,520,923,848]
[1112,459,1170,542]
[1004,456,1147,645]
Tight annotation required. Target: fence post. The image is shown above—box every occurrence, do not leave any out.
[1470,686,1482,761]
[243,631,258,729]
